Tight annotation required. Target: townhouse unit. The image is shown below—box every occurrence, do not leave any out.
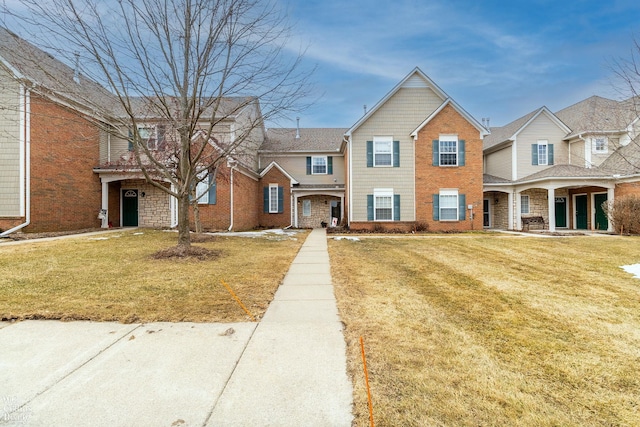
[3,26,640,235]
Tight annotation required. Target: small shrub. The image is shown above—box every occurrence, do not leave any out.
[414,221,429,232]
[604,195,640,234]
[372,223,386,233]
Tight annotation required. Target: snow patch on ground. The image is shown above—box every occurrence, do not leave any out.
[621,263,640,279]
[214,228,302,240]
[333,236,360,241]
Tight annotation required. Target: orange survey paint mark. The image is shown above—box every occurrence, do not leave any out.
[360,336,375,427]
[220,280,256,322]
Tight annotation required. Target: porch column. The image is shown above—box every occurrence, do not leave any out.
[100,179,109,228]
[511,191,518,230]
[170,184,178,228]
[607,187,615,232]
[547,187,556,232]
[340,195,345,226]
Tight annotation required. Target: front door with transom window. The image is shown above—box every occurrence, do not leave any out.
[555,197,567,228]
[575,194,588,230]
[122,189,139,226]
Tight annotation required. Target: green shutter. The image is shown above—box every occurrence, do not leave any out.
[458,140,465,166]
[432,140,439,166]
[459,194,466,221]
[393,194,400,221]
[532,144,538,165]
[367,195,374,220]
[393,141,400,167]
[366,141,373,167]
[208,174,216,205]
[278,186,284,213]
[433,194,439,220]
[306,157,311,175]
[263,187,269,213]
[548,144,554,165]
[328,156,333,174]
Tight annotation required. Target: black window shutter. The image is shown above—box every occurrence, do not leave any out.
[458,194,466,220]
[532,144,538,165]
[328,156,333,174]
[432,140,439,166]
[367,195,374,220]
[277,186,284,213]
[366,141,373,167]
[306,157,311,175]
[433,194,440,220]
[208,174,216,205]
[548,144,554,165]
[263,187,269,213]
[393,194,400,221]
[393,141,400,167]
[458,140,465,166]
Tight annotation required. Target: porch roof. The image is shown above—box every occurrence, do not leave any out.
[516,165,613,183]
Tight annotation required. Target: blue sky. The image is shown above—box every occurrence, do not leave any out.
[281,0,640,129]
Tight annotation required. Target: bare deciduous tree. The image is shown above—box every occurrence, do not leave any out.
[4,0,312,250]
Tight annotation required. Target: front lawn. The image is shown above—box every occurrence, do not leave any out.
[0,229,306,322]
[329,235,640,426]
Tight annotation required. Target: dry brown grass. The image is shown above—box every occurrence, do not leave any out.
[329,234,640,426]
[0,229,306,323]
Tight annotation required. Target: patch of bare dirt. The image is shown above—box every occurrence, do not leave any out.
[151,245,222,261]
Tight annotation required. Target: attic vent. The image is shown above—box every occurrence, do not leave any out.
[73,52,80,84]
[295,117,300,139]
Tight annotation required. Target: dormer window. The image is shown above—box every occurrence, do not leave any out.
[594,137,608,153]
[135,124,165,150]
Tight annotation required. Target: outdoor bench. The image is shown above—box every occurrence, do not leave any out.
[522,216,546,231]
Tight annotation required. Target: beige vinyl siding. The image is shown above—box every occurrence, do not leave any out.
[569,139,585,167]
[0,66,22,216]
[260,154,345,185]
[515,113,568,179]
[485,146,512,180]
[351,87,444,221]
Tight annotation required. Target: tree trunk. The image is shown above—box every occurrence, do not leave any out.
[177,193,191,248]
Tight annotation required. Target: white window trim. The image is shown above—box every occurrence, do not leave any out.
[439,189,459,222]
[137,125,158,150]
[593,136,608,154]
[439,135,458,167]
[538,140,548,166]
[374,188,393,221]
[302,199,311,216]
[311,156,328,175]
[269,184,279,213]
[373,136,393,167]
[521,194,530,214]
[195,170,209,204]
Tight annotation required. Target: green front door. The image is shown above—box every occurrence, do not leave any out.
[555,197,567,228]
[575,194,588,229]
[594,193,608,230]
[122,189,139,226]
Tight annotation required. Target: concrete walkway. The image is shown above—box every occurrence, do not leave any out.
[0,228,353,426]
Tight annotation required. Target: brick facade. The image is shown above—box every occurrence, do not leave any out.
[2,94,102,232]
[258,166,291,228]
[415,104,484,231]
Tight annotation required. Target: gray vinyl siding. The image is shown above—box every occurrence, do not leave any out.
[351,87,444,221]
[0,66,22,216]
[260,154,345,185]
[485,146,512,180]
[515,113,568,179]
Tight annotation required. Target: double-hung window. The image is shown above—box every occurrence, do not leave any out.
[439,190,459,221]
[439,135,458,166]
[195,170,209,204]
[137,126,158,150]
[373,136,392,167]
[537,140,548,166]
[312,156,327,174]
[521,195,530,214]
[269,184,279,213]
[374,189,393,221]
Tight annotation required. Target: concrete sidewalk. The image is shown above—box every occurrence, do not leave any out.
[0,228,353,426]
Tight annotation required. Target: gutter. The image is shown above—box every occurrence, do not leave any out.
[1,86,31,237]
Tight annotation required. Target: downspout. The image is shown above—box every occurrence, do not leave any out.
[227,160,236,231]
[1,86,31,237]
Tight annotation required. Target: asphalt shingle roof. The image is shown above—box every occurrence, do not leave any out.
[261,128,347,152]
[555,95,636,137]
[483,109,540,151]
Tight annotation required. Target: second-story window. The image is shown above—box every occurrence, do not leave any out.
[439,135,458,166]
[594,137,608,153]
[373,136,393,166]
[538,141,548,166]
[312,156,327,174]
[137,126,157,150]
